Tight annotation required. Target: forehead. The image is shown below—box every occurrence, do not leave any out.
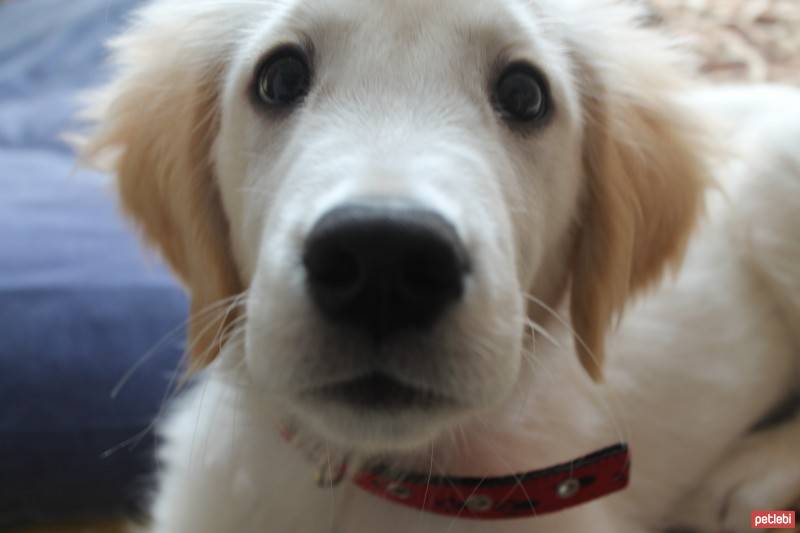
[244,0,565,69]
[228,0,581,128]
[291,0,533,39]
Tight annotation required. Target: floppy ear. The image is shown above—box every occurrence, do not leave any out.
[567,7,712,381]
[79,8,242,368]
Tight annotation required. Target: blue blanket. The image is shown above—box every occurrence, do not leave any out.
[0,0,189,526]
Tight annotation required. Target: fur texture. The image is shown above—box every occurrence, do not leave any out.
[80,1,800,531]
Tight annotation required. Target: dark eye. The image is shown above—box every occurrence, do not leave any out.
[494,64,550,123]
[255,47,311,107]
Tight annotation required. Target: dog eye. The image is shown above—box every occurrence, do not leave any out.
[494,64,550,123]
[255,47,311,107]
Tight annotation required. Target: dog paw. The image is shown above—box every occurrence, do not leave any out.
[717,475,799,533]
[688,420,800,533]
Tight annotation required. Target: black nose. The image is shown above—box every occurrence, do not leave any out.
[303,204,469,340]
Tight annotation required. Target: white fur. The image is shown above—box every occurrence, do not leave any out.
[85,1,800,531]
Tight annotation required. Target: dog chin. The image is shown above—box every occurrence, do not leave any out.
[289,397,469,454]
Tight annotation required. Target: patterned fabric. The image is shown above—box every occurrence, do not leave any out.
[651,0,800,84]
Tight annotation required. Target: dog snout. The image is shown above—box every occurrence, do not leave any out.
[303,204,469,340]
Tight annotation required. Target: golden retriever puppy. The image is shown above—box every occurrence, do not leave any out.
[81,1,800,531]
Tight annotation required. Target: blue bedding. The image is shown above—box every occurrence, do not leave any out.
[0,0,189,527]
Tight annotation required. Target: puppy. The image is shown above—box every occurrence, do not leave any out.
[81,0,800,531]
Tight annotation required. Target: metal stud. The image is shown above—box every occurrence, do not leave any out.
[385,482,411,500]
[556,478,581,499]
[464,494,494,512]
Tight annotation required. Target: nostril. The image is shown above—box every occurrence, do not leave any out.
[303,245,364,316]
[401,251,463,297]
[305,246,360,289]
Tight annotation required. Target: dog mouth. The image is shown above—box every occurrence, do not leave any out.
[307,373,452,412]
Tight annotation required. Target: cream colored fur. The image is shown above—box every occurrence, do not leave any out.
[81,1,800,531]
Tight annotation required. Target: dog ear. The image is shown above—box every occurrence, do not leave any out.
[79,9,242,368]
[567,8,712,381]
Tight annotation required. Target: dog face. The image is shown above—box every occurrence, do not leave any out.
[83,0,708,452]
[216,0,585,449]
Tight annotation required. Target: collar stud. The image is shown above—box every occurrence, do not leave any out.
[385,482,412,500]
[556,478,581,499]
[465,494,494,512]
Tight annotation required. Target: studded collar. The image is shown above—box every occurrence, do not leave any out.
[282,424,630,520]
[350,444,630,519]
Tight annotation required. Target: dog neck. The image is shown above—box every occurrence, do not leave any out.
[276,327,630,520]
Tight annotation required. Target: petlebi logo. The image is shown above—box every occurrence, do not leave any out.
[751,510,796,529]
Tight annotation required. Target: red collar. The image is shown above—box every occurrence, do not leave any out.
[283,425,630,520]
[352,444,630,519]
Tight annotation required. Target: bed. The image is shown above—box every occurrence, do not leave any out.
[0,0,187,528]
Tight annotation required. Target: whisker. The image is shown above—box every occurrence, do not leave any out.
[523,293,601,368]
[179,292,249,382]
[102,291,249,457]
[188,370,213,467]
[481,433,538,518]
[324,439,338,531]
[443,472,487,533]
[110,292,247,398]
[523,292,630,445]
[513,327,541,420]
[526,317,562,348]
[414,442,437,532]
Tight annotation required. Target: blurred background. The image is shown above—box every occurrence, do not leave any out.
[651,0,800,84]
[0,1,797,532]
